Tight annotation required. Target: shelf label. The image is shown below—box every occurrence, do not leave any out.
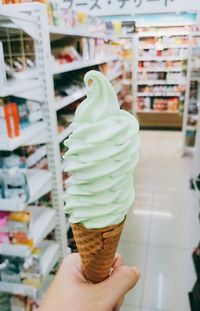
[64,0,198,15]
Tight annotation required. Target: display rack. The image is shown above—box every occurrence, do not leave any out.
[134,28,189,128]
[0,3,65,302]
[182,32,200,155]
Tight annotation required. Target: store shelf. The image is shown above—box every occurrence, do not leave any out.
[49,25,116,41]
[0,244,31,258]
[52,57,119,74]
[107,70,123,81]
[0,79,40,98]
[139,31,189,37]
[40,241,59,277]
[137,110,179,114]
[137,110,183,128]
[138,56,187,61]
[28,169,52,204]
[0,4,36,24]
[137,92,181,97]
[188,114,199,121]
[191,78,200,83]
[137,80,186,85]
[186,125,197,131]
[31,207,56,246]
[0,242,59,298]
[0,207,55,258]
[0,169,52,212]
[55,88,86,111]
[139,44,188,49]
[115,85,123,94]
[138,67,183,72]
[0,281,37,299]
[58,125,73,143]
[122,79,132,85]
[191,32,200,37]
[0,122,47,151]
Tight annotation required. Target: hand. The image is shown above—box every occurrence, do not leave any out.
[40,253,140,311]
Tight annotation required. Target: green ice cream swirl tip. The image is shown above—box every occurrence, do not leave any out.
[63,70,140,229]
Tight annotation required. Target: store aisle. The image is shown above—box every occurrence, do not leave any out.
[119,131,199,311]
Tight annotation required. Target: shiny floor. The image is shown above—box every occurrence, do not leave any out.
[119,130,199,311]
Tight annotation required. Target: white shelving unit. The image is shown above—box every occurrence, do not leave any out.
[0,122,47,151]
[49,25,118,41]
[182,32,200,155]
[0,241,59,299]
[138,67,183,72]
[0,169,52,211]
[0,79,41,98]
[138,56,187,61]
[52,56,120,75]
[0,3,62,299]
[137,80,186,85]
[133,28,189,128]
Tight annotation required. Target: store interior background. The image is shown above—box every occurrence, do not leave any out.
[0,1,200,310]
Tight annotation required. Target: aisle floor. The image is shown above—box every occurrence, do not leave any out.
[119,130,199,311]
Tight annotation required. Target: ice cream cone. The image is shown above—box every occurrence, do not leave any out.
[71,219,125,283]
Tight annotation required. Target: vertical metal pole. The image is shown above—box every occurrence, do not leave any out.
[132,34,138,114]
[33,4,67,261]
[181,32,192,155]
[0,42,6,89]
[191,83,200,179]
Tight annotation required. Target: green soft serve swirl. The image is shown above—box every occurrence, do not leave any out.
[63,70,140,229]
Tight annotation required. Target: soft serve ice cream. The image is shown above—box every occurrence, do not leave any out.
[63,70,139,229]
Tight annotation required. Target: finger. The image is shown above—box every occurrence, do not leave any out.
[60,253,88,283]
[99,266,141,308]
[112,253,124,270]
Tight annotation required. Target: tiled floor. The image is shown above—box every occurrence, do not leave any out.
[119,131,199,311]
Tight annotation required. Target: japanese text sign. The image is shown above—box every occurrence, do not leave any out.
[63,0,199,15]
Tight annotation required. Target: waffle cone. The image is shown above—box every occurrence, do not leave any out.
[71,219,125,283]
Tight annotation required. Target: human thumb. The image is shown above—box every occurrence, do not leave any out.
[99,266,140,308]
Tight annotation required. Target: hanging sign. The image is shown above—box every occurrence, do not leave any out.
[63,0,199,15]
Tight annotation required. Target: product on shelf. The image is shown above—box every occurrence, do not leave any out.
[99,60,122,77]
[54,46,81,65]
[63,171,70,191]
[0,100,20,138]
[138,84,185,95]
[0,97,43,140]
[63,71,139,283]
[0,27,36,85]
[191,40,200,69]
[138,71,186,82]
[139,47,188,58]
[185,79,200,147]
[139,35,189,48]
[57,110,74,134]
[48,1,107,35]
[0,144,47,171]
[52,38,120,67]
[137,96,180,112]
[10,295,39,311]
[185,129,196,147]
[0,249,42,289]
